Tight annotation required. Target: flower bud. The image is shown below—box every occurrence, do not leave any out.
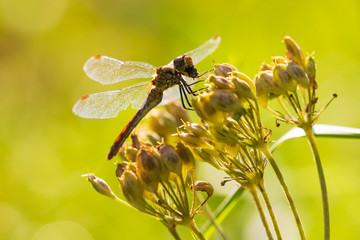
[232,71,256,94]
[194,181,214,197]
[214,63,238,77]
[182,122,212,139]
[119,170,145,210]
[206,74,235,90]
[115,162,128,179]
[164,101,190,124]
[231,76,256,101]
[175,142,195,171]
[84,173,117,200]
[192,148,221,169]
[209,89,244,113]
[192,94,226,124]
[272,56,287,65]
[125,146,138,162]
[255,71,282,107]
[273,64,297,92]
[209,125,239,144]
[260,62,272,71]
[283,35,305,68]
[306,56,318,89]
[176,132,214,149]
[146,109,177,138]
[136,148,163,192]
[286,62,309,88]
[158,143,182,175]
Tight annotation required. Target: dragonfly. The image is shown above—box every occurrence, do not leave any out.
[73,36,221,160]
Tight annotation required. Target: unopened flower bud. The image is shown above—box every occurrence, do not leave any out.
[192,148,221,169]
[286,62,309,88]
[119,170,145,210]
[283,36,305,68]
[272,56,287,65]
[255,71,282,107]
[146,109,177,138]
[306,56,317,88]
[136,148,164,192]
[194,181,214,197]
[158,143,182,175]
[125,146,138,162]
[183,122,212,139]
[115,162,128,179]
[209,89,244,113]
[165,101,190,124]
[175,142,195,171]
[260,62,272,71]
[232,71,256,94]
[231,76,256,101]
[192,94,226,124]
[84,173,117,200]
[273,64,297,92]
[176,132,214,149]
[214,63,238,77]
[209,125,239,144]
[206,74,235,90]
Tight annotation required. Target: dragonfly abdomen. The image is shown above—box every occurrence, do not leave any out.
[107,87,163,160]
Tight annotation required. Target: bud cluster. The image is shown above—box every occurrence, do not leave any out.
[176,66,271,188]
[254,36,331,127]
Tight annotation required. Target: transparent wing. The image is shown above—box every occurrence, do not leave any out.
[84,55,156,85]
[183,36,221,65]
[73,82,150,119]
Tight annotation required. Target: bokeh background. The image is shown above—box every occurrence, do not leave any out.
[1,0,360,239]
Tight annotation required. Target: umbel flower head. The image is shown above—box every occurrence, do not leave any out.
[175,66,271,189]
[254,35,336,126]
[84,131,212,238]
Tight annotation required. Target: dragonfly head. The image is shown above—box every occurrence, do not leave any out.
[173,55,199,79]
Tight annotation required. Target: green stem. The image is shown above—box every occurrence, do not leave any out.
[163,221,182,240]
[188,220,206,240]
[303,125,330,240]
[258,181,282,240]
[248,185,274,240]
[261,145,306,240]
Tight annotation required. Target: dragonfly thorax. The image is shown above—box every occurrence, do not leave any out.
[152,66,183,91]
[173,55,199,78]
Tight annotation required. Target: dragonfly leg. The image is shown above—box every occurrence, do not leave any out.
[179,84,194,111]
[198,68,214,78]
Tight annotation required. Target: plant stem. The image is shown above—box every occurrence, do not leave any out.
[248,185,274,240]
[303,125,330,240]
[261,145,306,240]
[258,181,282,240]
[188,220,206,240]
[162,221,182,240]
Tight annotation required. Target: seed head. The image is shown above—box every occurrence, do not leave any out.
[231,76,256,101]
[164,101,190,124]
[119,170,146,210]
[306,56,317,88]
[192,94,226,124]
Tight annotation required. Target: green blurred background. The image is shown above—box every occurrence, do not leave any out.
[1,0,359,239]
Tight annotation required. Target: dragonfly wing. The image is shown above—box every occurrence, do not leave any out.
[73,82,149,119]
[182,36,221,65]
[161,85,180,105]
[84,55,156,85]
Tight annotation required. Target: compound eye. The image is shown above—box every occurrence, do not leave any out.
[173,56,185,71]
